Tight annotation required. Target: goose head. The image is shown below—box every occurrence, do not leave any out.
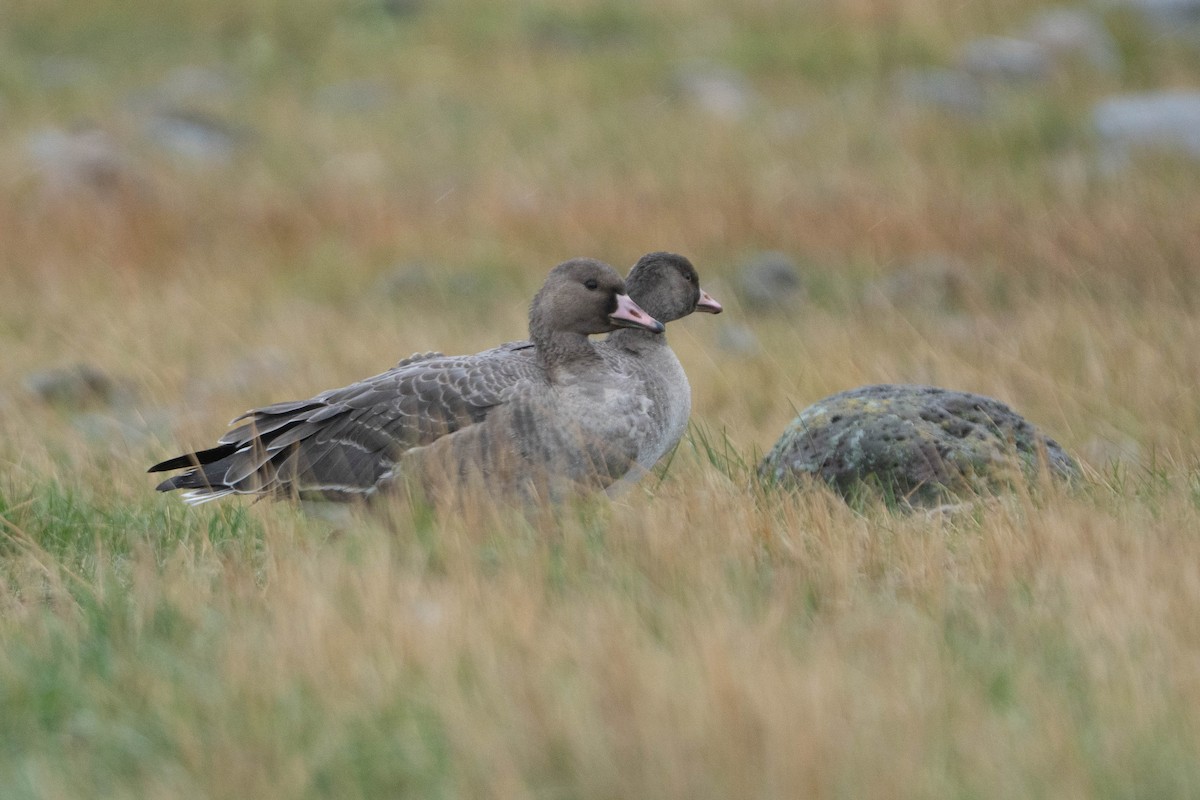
[624,252,723,325]
[530,258,664,342]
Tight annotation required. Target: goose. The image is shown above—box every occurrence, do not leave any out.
[597,252,721,469]
[475,252,721,474]
[149,258,664,503]
[410,252,722,496]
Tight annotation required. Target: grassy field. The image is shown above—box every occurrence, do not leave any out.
[3,0,1200,796]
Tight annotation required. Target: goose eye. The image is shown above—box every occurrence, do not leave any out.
[584,278,599,290]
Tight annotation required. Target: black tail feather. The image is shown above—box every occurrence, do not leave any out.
[153,461,227,493]
[147,442,240,474]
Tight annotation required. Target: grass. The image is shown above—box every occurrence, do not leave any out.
[3,0,1200,796]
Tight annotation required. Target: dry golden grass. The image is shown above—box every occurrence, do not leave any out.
[2,0,1200,796]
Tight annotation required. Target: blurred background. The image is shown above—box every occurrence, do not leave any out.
[6,4,1200,797]
[2,0,1199,485]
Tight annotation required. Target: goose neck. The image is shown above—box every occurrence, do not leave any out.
[534,330,601,373]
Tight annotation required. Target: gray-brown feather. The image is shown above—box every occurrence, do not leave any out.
[151,256,678,503]
[151,353,544,500]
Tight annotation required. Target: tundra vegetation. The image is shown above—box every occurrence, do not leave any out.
[2,1,1199,797]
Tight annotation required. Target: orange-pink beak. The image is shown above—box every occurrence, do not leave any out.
[696,289,723,314]
[609,293,665,333]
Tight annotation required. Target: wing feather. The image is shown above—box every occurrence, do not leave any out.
[152,350,545,500]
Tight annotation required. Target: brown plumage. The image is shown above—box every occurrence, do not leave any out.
[149,258,664,504]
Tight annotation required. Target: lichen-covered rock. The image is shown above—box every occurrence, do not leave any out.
[759,384,1079,506]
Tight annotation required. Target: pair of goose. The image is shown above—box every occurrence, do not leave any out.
[150,252,721,504]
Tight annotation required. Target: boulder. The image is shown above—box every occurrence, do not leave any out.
[674,64,755,120]
[1118,0,1200,27]
[959,36,1053,82]
[23,364,133,409]
[1023,8,1120,72]
[26,126,136,194]
[736,252,804,311]
[861,256,980,314]
[893,68,989,117]
[759,384,1080,507]
[142,109,245,165]
[1093,92,1200,162]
